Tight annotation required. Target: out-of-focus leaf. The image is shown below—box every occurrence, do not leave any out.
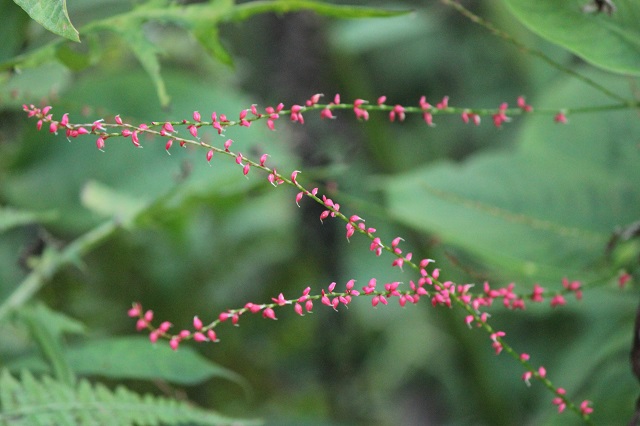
[115,26,170,108]
[383,71,640,283]
[13,0,80,42]
[54,35,101,71]
[0,207,56,234]
[81,181,146,227]
[228,1,411,21]
[193,25,234,67]
[503,0,640,76]
[14,303,86,386]
[7,336,249,390]
[0,0,30,62]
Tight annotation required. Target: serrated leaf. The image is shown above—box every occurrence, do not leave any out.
[13,0,80,42]
[0,207,56,234]
[383,71,640,283]
[503,0,640,76]
[0,370,261,425]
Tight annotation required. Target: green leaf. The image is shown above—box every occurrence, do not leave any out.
[0,207,56,234]
[0,370,260,425]
[115,26,171,108]
[80,181,147,227]
[227,0,411,21]
[193,25,234,67]
[7,336,250,390]
[503,0,640,76]
[13,0,80,42]
[383,71,640,283]
[15,303,86,387]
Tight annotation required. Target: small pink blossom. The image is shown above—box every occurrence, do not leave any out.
[554,112,568,124]
[193,332,208,342]
[207,329,219,342]
[158,321,172,333]
[127,303,142,317]
[580,400,593,416]
[272,293,289,306]
[550,294,566,308]
[169,338,180,351]
[538,366,547,378]
[619,272,632,288]
[193,316,203,330]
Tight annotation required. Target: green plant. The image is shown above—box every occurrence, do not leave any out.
[2,0,640,424]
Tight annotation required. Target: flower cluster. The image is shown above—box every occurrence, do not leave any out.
[23,95,590,421]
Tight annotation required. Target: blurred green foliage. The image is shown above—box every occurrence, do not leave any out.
[1,0,639,424]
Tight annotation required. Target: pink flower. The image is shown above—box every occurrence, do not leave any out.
[389,104,406,122]
[163,122,175,133]
[320,108,335,119]
[169,338,180,351]
[193,316,203,330]
[580,400,593,416]
[531,284,545,302]
[262,307,277,320]
[193,332,208,342]
[550,294,566,308]
[271,293,289,306]
[207,329,219,342]
[538,366,547,378]
[619,272,632,288]
[517,96,533,112]
[554,112,568,124]
[127,303,142,317]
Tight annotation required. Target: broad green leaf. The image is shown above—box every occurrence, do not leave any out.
[0,207,56,234]
[13,0,80,42]
[383,71,640,284]
[503,0,640,76]
[7,336,249,390]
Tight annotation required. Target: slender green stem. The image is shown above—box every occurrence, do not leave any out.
[0,220,118,321]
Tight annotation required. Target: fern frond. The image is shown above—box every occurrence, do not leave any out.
[0,370,261,426]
